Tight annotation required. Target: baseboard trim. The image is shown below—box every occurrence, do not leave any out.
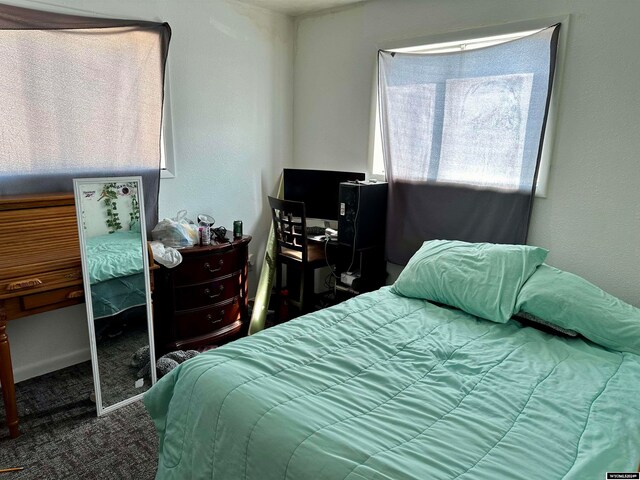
[14,348,91,384]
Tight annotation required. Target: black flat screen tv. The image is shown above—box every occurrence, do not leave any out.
[283,168,366,221]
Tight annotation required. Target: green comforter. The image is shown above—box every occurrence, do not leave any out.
[145,287,640,479]
[91,273,146,319]
[86,231,143,285]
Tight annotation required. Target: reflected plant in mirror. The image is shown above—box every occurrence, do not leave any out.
[73,177,156,416]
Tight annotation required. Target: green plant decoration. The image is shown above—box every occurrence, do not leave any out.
[98,183,122,233]
[128,182,140,230]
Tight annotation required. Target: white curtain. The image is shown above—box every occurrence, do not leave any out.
[379,25,560,264]
[0,3,171,232]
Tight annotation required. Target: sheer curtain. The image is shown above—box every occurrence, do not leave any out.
[379,25,560,264]
[0,3,171,232]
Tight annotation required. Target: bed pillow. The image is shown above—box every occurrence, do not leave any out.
[516,264,640,354]
[512,311,578,337]
[391,240,548,323]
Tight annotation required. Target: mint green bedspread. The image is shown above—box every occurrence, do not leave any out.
[86,231,143,285]
[86,231,145,319]
[145,287,640,479]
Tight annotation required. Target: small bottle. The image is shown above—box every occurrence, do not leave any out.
[199,223,211,246]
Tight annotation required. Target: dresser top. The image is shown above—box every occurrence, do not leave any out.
[178,235,251,255]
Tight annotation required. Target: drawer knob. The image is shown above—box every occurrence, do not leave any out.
[204,285,224,299]
[204,259,224,273]
[208,311,224,325]
[7,278,43,291]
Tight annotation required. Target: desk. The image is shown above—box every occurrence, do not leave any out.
[308,235,386,299]
[0,193,83,438]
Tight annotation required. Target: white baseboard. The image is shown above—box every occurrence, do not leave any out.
[13,347,91,384]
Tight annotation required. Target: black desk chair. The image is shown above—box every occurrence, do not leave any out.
[268,196,327,321]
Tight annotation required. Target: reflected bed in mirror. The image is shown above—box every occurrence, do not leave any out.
[73,177,156,416]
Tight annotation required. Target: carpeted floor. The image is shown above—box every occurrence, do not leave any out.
[0,360,158,479]
[94,314,152,408]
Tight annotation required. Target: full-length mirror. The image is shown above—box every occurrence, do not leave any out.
[73,176,156,416]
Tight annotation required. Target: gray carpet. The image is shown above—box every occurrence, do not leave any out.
[95,314,152,408]
[0,360,158,479]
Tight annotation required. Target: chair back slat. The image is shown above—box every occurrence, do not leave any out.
[268,196,308,260]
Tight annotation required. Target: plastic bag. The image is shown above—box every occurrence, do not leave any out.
[149,241,183,268]
[151,210,199,248]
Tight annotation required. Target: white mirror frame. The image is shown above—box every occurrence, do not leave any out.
[73,176,157,416]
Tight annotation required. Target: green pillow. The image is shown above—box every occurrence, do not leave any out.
[391,240,548,323]
[516,264,640,355]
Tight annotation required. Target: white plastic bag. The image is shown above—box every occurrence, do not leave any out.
[151,210,199,248]
[149,241,183,268]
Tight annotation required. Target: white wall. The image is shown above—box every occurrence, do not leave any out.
[293,0,640,306]
[80,182,139,237]
[7,0,293,382]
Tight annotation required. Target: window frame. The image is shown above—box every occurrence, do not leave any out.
[160,65,177,179]
[369,16,569,197]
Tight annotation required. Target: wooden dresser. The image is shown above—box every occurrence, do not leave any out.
[153,236,251,355]
[0,193,83,438]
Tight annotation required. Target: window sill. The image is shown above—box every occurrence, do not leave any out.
[161,169,175,179]
[370,172,386,182]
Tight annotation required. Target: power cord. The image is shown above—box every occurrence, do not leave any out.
[325,235,340,279]
[212,226,228,242]
[346,185,361,273]
[322,184,361,283]
[323,270,336,291]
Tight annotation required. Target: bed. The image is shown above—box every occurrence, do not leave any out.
[145,241,640,479]
[86,231,146,319]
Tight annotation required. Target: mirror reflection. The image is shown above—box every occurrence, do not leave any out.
[74,177,156,415]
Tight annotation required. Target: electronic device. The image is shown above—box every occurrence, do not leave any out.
[340,271,360,287]
[212,226,229,242]
[325,227,338,241]
[283,169,365,221]
[306,225,326,236]
[338,181,388,249]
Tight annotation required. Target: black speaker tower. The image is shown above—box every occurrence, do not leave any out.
[338,181,388,249]
[336,181,388,294]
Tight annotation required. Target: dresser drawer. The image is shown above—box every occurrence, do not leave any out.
[0,267,83,299]
[173,248,242,286]
[175,297,241,340]
[174,274,240,311]
[21,286,85,310]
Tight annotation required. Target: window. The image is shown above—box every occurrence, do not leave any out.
[0,9,170,199]
[371,28,558,196]
[378,24,561,263]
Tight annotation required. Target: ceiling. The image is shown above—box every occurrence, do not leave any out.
[237,0,366,16]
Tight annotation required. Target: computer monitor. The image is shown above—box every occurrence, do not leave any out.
[283,168,366,221]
